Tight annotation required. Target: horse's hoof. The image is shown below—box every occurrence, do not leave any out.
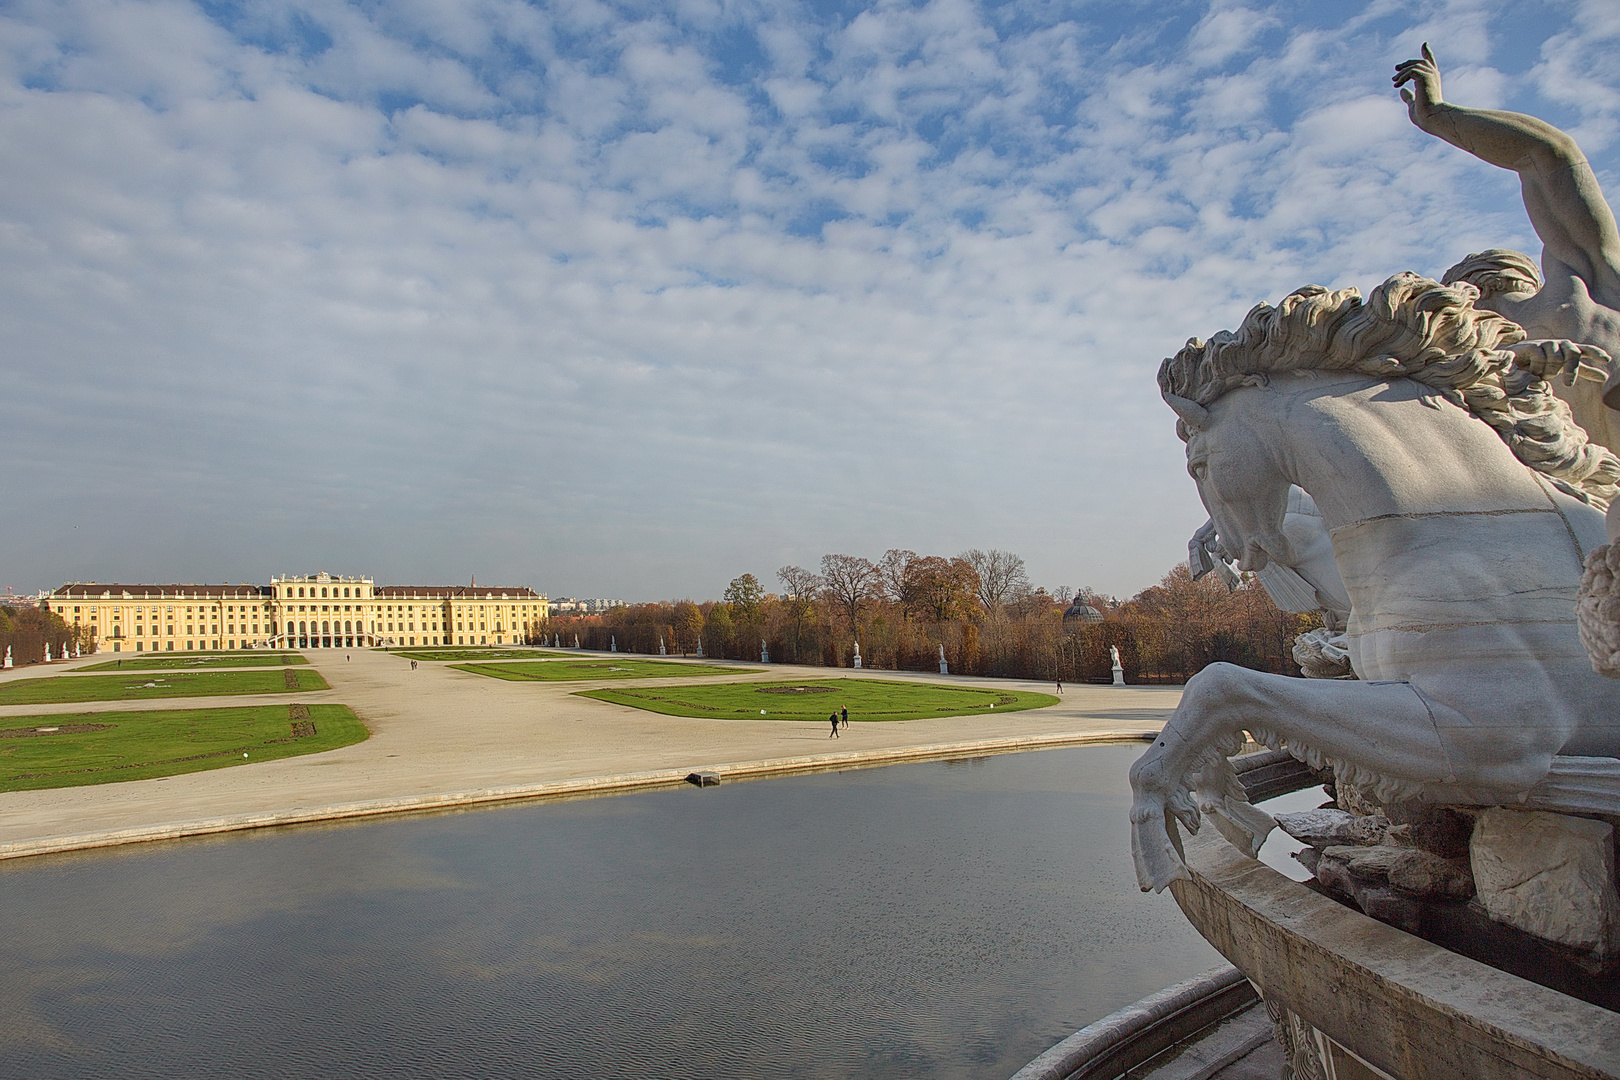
[1130,805,1190,892]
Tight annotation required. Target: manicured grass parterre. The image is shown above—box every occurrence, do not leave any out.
[452,660,751,682]
[0,704,368,792]
[579,677,1060,721]
[0,668,329,705]
[391,648,575,662]
[80,652,308,671]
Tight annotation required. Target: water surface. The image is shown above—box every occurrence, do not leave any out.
[0,745,1221,1079]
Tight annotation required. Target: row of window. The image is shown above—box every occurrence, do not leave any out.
[278,585,369,599]
[66,598,539,616]
[107,630,526,653]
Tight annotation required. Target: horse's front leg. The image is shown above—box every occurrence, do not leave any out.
[1129,663,1453,892]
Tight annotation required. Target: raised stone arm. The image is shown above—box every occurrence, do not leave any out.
[1395,44,1620,305]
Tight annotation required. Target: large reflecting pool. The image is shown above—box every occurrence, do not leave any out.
[0,744,1221,1079]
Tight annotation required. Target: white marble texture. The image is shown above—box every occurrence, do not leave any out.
[1470,807,1619,957]
[1133,275,1620,892]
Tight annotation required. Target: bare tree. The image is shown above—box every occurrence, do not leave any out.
[878,548,919,605]
[777,565,824,662]
[776,565,824,601]
[819,553,881,636]
[959,548,1028,619]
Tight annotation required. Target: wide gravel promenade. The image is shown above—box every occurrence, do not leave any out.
[0,648,1179,859]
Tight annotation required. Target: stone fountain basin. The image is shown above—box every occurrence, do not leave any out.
[1170,821,1620,1080]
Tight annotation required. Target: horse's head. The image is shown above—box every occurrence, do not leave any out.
[1166,387,1295,572]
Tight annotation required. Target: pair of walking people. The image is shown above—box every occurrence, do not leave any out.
[828,705,849,738]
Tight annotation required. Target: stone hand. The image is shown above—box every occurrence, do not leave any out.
[1188,520,1240,590]
[1507,339,1613,386]
[1393,43,1444,132]
[1188,520,1220,579]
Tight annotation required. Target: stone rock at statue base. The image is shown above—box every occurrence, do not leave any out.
[1277,808,1389,848]
[1332,770,1384,818]
[1317,843,1475,902]
[1470,807,1620,958]
[1383,801,1475,859]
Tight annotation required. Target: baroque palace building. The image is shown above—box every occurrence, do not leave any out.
[43,572,548,652]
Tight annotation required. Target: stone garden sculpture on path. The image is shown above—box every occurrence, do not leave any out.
[1130,272,1620,893]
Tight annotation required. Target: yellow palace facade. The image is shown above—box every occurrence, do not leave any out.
[44,572,548,652]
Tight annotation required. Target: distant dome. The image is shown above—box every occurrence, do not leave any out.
[1063,592,1104,624]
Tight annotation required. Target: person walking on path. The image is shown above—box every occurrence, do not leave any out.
[840,705,849,728]
[830,712,840,738]
[1056,677,1063,695]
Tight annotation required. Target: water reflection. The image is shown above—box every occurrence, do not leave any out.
[0,745,1220,1079]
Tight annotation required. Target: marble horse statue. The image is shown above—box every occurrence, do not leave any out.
[1130,271,1620,892]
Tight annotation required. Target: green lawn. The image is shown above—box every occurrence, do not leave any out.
[0,704,368,792]
[579,677,1060,721]
[391,648,576,662]
[80,652,308,671]
[0,668,329,705]
[452,660,752,682]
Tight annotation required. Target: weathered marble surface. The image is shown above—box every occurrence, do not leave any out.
[1470,807,1620,958]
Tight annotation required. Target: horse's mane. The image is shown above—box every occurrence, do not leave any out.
[1158,272,1620,510]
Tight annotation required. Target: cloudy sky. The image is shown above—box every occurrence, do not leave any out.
[3,0,1618,601]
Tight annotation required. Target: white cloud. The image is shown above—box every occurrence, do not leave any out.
[0,0,1603,600]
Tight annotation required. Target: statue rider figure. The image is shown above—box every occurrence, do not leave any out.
[1200,46,1620,613]
[1395,45,1620,474]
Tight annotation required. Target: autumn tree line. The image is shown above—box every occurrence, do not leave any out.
[0,604,90,666]
[546,549,1318,684]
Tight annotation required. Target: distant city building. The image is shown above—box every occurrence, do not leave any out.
[547,597,627,616]
[42,571,548,652]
